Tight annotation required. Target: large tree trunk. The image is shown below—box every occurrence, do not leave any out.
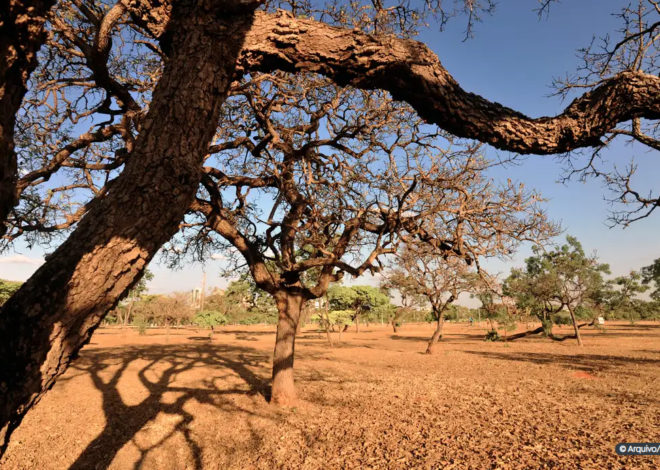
[271,289,305,406]
[567,306,584,346]
[426,310,445,355]
[0,5,256,453]
[0,0,56,236]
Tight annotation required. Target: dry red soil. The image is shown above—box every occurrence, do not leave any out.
[2,321,659,469]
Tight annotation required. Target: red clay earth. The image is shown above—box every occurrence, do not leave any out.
[1,321,659,469]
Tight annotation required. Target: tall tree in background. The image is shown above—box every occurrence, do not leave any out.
[121,269,154,327]
[505,236,610,346]
[642,258,660,300]
[385,245,475,354]
[164,67,556,403]
[613,270,651,324]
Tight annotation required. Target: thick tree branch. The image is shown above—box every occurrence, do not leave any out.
[237,10,660,155]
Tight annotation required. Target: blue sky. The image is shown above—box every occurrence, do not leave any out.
[1,0,659,305]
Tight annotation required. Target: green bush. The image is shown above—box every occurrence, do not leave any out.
[484,330,500,342]
[134,314,149,335]
[193,310,228,328]
[552,313,573,326]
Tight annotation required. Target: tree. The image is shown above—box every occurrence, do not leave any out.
[472,281,509,341]
[380,275,426,333]
[1,0,657,448]
[328,285,391,333]
[612,271,650,324]
[384,245,474,353]
[504,236,611,345]
[0,0,264,451]
[161,57,555,406]
[193,310,228,339]
[642,258,660,301]
[121,269,154,327]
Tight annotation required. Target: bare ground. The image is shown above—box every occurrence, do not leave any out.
[1,321,659,470]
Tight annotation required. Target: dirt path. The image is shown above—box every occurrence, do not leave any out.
[2,322,659,469]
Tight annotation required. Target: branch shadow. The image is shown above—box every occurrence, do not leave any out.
[67,343,271,470]
[462,350,658,376]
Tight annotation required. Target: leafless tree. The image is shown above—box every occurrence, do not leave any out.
[554,0,660,226]
[384,246,475,354]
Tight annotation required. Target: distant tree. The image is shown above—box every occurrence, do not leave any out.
[612,271,650,324]
[472,282,509,341]
[327,285,390,333]
[642,258,660,301]
[381,268,427,334]
[504,236,610,345]
[132,292,194,340]
[384,243,474,353]
[122,269,154,327]
[193,310,228,339]
[0,280,22,306]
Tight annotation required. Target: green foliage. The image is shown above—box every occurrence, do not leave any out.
[642,258,660,301]
[484,330,500,342]
[504,235,610,325]
[0,279,22,306]
[193,310,228,328]
[328,285,390,312]
[134,314,149,335]
[552,312,573,326]
[311,309,354,328]
[127,269,154,300]
[221,274,278,323]
[612,271,650,324]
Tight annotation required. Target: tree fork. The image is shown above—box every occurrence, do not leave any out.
[0,2,258,453]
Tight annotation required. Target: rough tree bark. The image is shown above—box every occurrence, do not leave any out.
[238,10,660,156]
[128,6,660,156]
[567,306,584,346]
[426,309,445,355]
[272,288,306,406]
[0,0,56,236]
[0,2,257,454]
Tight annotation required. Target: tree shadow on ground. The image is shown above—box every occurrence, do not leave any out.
[67,343,272,470]
[390,333,487,343]
[462,350,658,376]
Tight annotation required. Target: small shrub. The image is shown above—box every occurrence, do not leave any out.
[485,330,500,342]
[553,313,572,326]
[134,314,149,335]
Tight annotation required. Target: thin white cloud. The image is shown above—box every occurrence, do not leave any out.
[0,254,45,265]
[210,253,226,260]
